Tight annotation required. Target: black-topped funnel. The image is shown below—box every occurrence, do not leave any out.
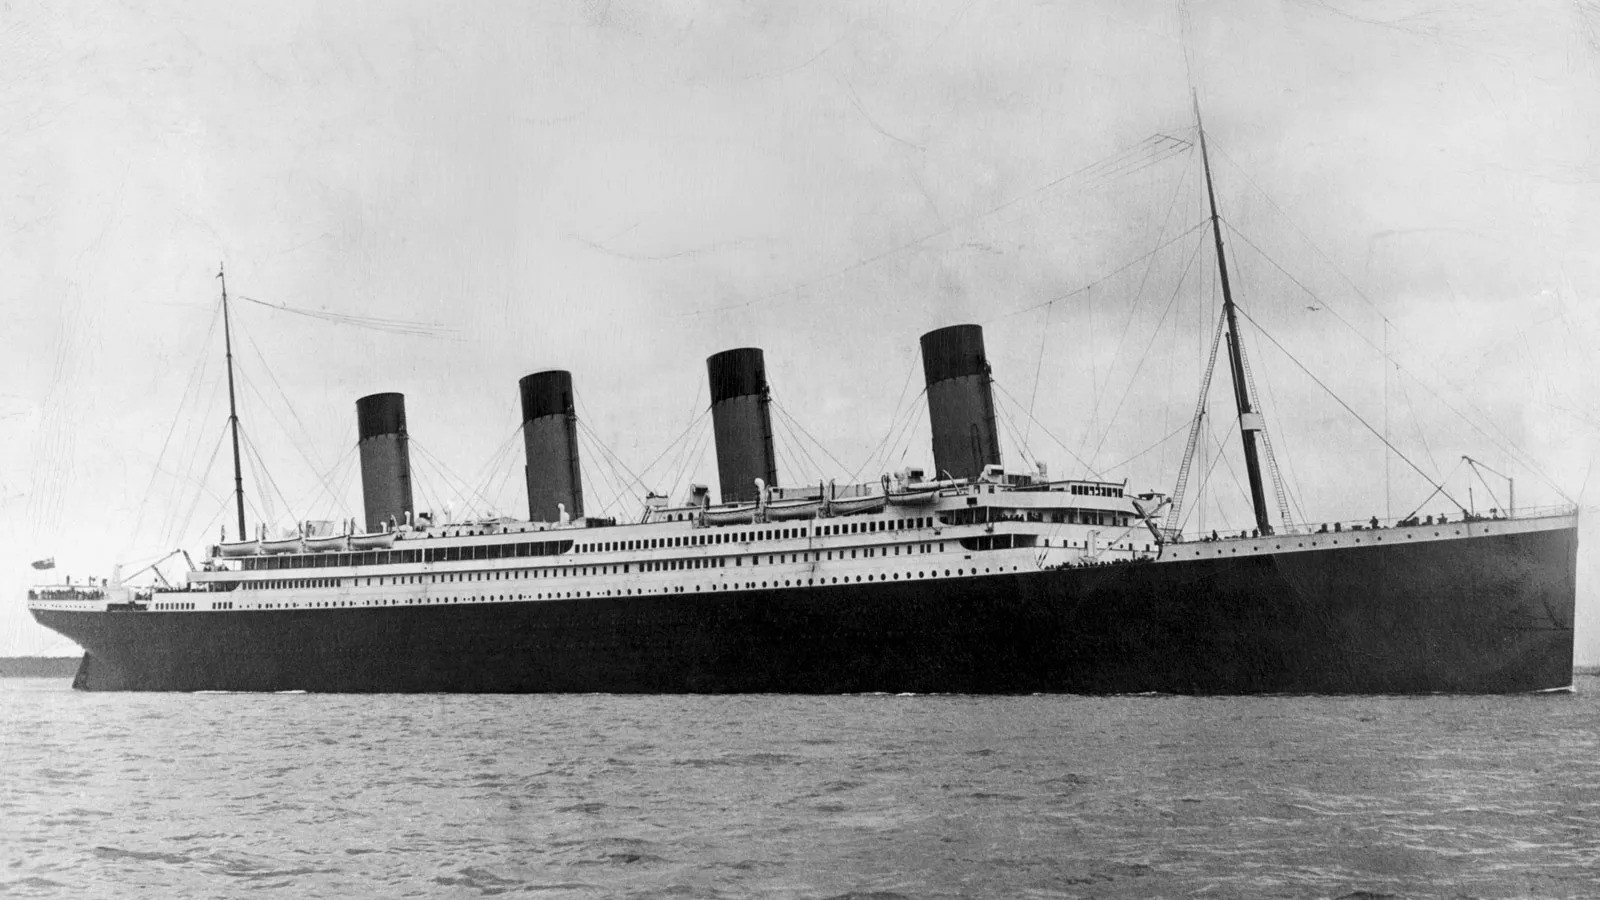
[707,348,778,504]
[519,370,584,523]
[920,324,1002,481]
[356,392,415,532]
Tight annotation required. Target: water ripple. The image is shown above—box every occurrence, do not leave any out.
[1,677,1597,898]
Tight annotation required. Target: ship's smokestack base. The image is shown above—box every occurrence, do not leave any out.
[357,392,415,533]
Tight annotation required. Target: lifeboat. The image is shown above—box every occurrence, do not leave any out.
[826,494,887,516]
[216,539,261,558]
[260,536,304,555]
[887,486,940,506]
[350,531,397,550]
[702,505,758,526]
[304,533,350,553]
[764,499,823,521]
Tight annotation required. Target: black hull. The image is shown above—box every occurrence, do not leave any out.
[38,524,1576,694]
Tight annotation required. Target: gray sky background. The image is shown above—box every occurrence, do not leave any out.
[4,0,1599,662]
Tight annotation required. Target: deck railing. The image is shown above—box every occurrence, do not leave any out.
[1172,503,1577,544]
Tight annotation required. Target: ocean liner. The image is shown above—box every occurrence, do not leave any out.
[26,114,1578,694]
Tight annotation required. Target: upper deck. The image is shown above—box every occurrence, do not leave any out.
[188,473,1147,578]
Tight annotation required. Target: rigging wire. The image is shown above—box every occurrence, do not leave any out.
[1208,420,1255,527]
[453,425,525,516]
[892,404,928,468]
[238,424,303,528]
[133,302,221,546]
[991,395,1040,473]
[987,219,1211,323]
[1086,230,1207,468]
[487,453,523,518]
[163,421,230,547]
[574,426,629,517]
[1467,460,1505,512]
[1096,420,1192,477]
[188,494,233,550]
[232,367,346,512]
[1209,139,1398,327]
[237,295,460,338]
[1403,459,1468,522]
[772,427,808,486]
[846,357,923,482]
[1177,417,1241,535]
[1231,303,1467,513]
[679,133,1195,319]
[410,448,445,523]
[770,399,853,480]
[1237,323,1296,531]
[1255,389,1311,527]
[574,417,652,508]
[991,380,1099,478]
[627,408,713,498]
[411,439,501,519]
[665,417,715,504]
[1220,219,1569,501]
[874,394,930,478]
[153,340,228,545]
[853,402,917,482]
[1017,141,1195,448]
[240,329,331,473]
[770,409,822,485]
[659,387,708,495]
[1165,309,1228,541]
[408,441,472,518]
[1078,146,1198,453]
[1023,300,1053,449]
[306,444,360,525]
[1394,373,1441,476]
[235,430,273,530]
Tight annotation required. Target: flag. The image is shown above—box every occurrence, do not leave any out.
[30,558,55,570]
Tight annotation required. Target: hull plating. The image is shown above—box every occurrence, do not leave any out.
[37,524,1576,694]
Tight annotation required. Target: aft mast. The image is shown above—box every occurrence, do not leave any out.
[219,264,247,542]
[1194,95,1274,536]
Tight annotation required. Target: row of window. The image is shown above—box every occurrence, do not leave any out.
[240,540,575,571]
[574,517,937,554]
[941,507,1129,527]
[238,517,954,574]
[232,509,1131,577]
[253,578,340,591]
[244,543,958,589]
[222,564,1029,610]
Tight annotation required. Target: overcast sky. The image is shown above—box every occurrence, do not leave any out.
[4,0,1599,661]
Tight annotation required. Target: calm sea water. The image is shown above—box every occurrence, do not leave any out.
[1,677,1597,899]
